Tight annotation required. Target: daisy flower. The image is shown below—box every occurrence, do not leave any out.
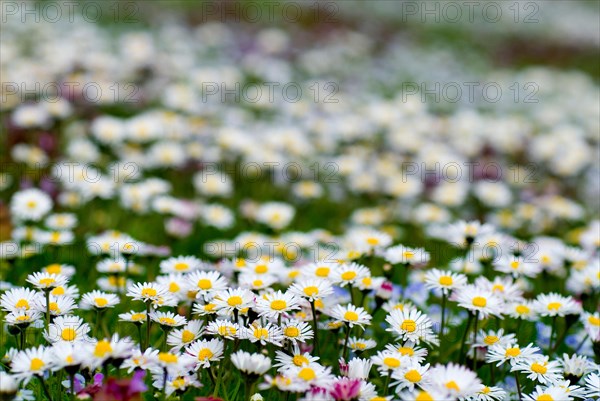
[240,321,284,346]
[0,372,18,397]
[423,269,467,295]
[512,356,563,385]
[34,295,77,316]
[289,278,334,302]
[5,310,43,327]
[122,348,160,373]
[10,188,53,222]
[523,385,571,401]
[205,319,239,340]
[192,301,218,317]
[385,308,437,345]
[274,346,320,371]
[486,342,541,367]
[494,254,543,278]
[302,261,340,281]
[44,315,91,343]
[348,337,378,353]
[231,350,272,376]
[151,372,200,397]
[49,283,79,298]
[10,346,56,384]
[558,353,596,380]
[159,255,203,274]
[392,362,430,392]
[255,290,301,320]
[507,299,537,321]
[0,287,42,312]
[119,310,147,325]
[332,263,370,287]
[454,285,503,318]
[150,311,187,328]
[533,293,581,317]
[347,357,372,379]
[155,274,187,299]
[42,263,76,278]
[213,287,254,315]
[281,319,313,344]
[473,385,507,401]
[384,343,429,364]
[96,258,127,274]
[166,320,204,350]
[182,338,224,369]
[471,328,516,349]
[426,363,482,399]
[152,352,187,376]
[328,304,372,328]
[80,290,119,310]
[583,371,599,399]
[26,272,68,290]
[239,273,278,291]
[45,213,77,230]
[127,282,171,307]
[281,363,334,391]
[384,245,430,267]
[581,311,600,342]
[84,334,135,369]
[186,270,228,300]
[371,351,408,376]
[51,342,85,369]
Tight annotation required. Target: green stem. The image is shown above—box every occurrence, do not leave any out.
[94,309,102,338]
[383,373,391,396]
[145,302,152,350]
[514,372,523,401]
[38,375,54,401]
[459,313,474,364]
[69,374,75,401]
[137,324,143,352]
[342,324,352,361]
[575,334,589,353]
[548,316,557,351]
[440,292,446,351]
[310,301,320,357]
[44,290,51,332]
[472,311,479,371]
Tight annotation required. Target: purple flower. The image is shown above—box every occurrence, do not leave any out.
[329,377,361,401]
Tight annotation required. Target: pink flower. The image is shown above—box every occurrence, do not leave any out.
[329,377,361,401]
[165,217,193,238]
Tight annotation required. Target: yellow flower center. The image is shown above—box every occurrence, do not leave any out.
[49,302,59,312]
[531,362,548,374]
[217,326,237,336]
[252,280,264,287]
[198,348,213,361]
[285,327,300,337]
[131,313,145,321]
[61,328,77,341]
[404,369,422,383]
[197,279,212,290]
[159,317,176,325]
[415,394,434,401]
[204,303,216,311]
[537,395,554,401]
[158,353,178,363]
[439,276,453,286]
[505,347,520,357]
[516,305,530,315]
[401,319,417,332]
[510,261,520,269]
[174,263,188,271]
[341,271,357,281]
[362,277,372,286]
[51,287,65,296]
[403,251,414,259]
[445,381,460,391]
[253,327,269,339]
[383,357,400,368]
[492,284,505,292]
[94,341,113,357]
[366,237,379,245]
[46,264,62,274]
[398,347,414,356]
[172,378,185,389]
[15,299,30,309]
[547,302,561,311]
[141,288,157,298]
[484,335,499,345]
[181,330,195,343]
[344,311,359,321]
[482,387,491,394]
[39,278,56,287]
[26,200,37,209]
[227,296,243,307]
[255,264,268,274]
[66,355,74,364]
[293,355,309,366]
[169,283,180,293]
[315,267,330,277]
[270,300,287,311]
[472,296,487,307]
[30,358,45,371]
[298,367,316,381]
[303,286,319,297]
[588,316,600,326]
[16,315,30,322]
[95,298,108,307]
